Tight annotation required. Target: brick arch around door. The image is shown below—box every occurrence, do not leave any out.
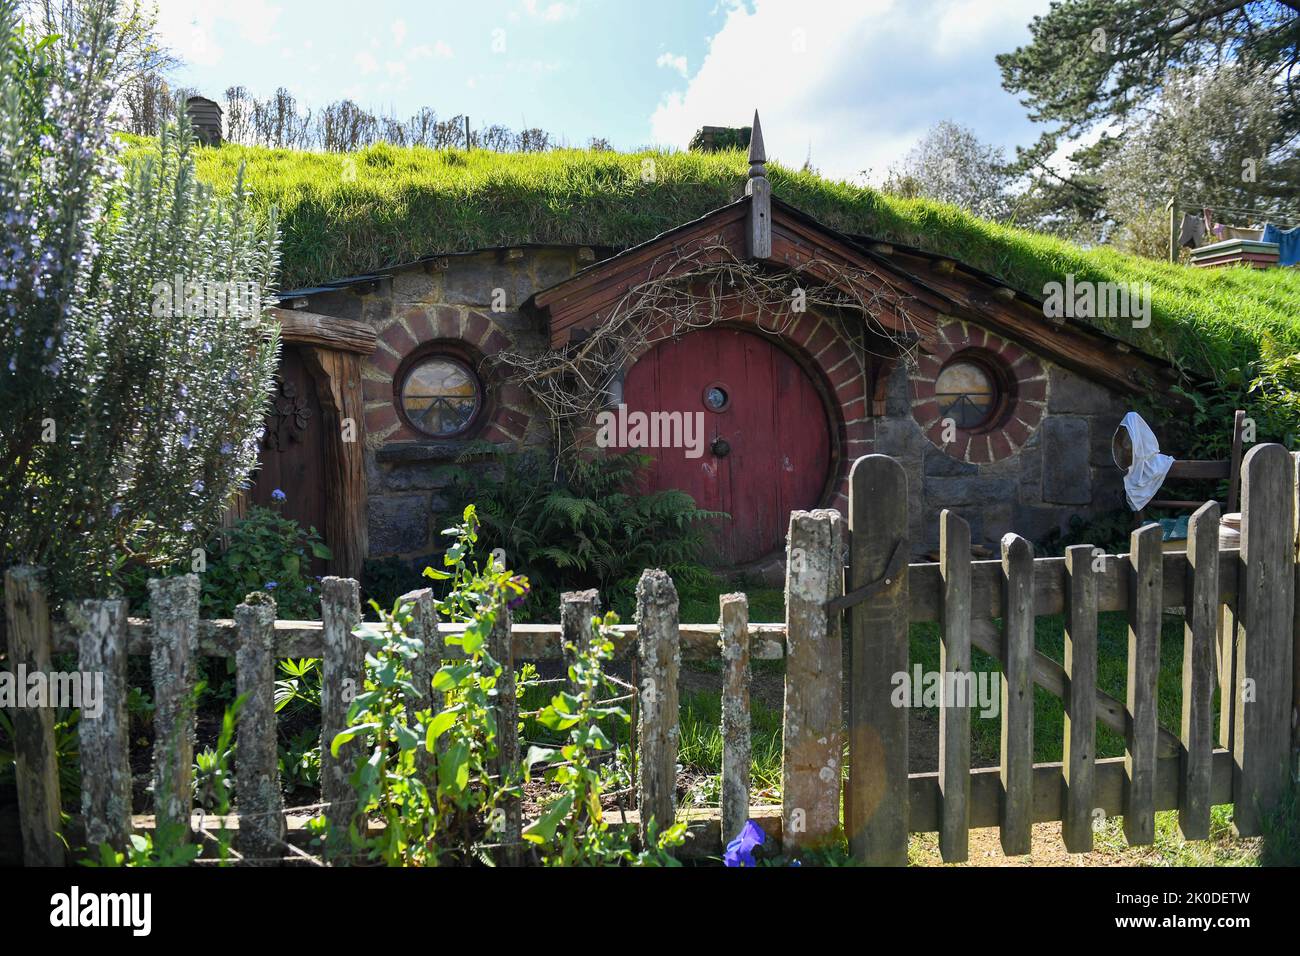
[609,296,870,569]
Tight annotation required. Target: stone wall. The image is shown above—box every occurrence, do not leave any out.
[874,354,1129,558]
[299,253,1133,566]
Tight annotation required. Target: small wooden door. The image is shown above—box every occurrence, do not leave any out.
[249,345,328,568]
[619,327,832,564]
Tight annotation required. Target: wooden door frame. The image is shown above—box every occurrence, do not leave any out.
[270,308,376,580]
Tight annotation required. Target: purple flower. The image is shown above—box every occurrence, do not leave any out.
[724,820,765,867]
[181,521,194,532]
[265,581,278,590]
[271,488,287,502]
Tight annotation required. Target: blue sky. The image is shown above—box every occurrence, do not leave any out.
[156,0,1052,184]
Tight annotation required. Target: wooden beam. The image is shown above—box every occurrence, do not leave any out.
[270,308,377,354]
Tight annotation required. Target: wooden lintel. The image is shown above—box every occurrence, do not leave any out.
[271,307,377,355]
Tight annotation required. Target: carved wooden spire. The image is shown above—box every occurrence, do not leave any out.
[745,110,771,259]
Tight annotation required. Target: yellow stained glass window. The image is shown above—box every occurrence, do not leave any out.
[934,360,995,429]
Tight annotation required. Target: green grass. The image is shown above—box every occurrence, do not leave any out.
[909,610,1206,765]
[118,136,1300,380]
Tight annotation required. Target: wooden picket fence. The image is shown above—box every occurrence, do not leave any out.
[4,444,1299,865]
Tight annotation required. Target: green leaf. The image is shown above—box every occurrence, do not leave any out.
[438,741,470,792]
[330,722,379,757]
[523,793,573,844]
[422,566,451,580]
[424,710,456,750]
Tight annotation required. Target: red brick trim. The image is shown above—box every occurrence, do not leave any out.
[910,319,1045,463]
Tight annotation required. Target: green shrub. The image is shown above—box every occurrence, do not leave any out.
[0,0,279,601]
[197,503,330,619]
[435,447,723,620]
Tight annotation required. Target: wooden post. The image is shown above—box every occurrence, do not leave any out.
[1124,523,1163,846]
[1180,500,1220,839]
[235,595,285,864]
[1167,196,1179,263]
[1233,443,1295,836]
[401,588,443,773]
[69,598,131,853]
[938,510,971,863]
[846,455,908,865]
[4,567,64,866]
[561,589,600,696]
[1293,452,1300,783]
[320,576,363,843]
[786,509,846,855]
[148,573,200,840]
[636,569,680,844]
[1062,545,1098,853]
[999,534,1034,856]
[719,592,751,846]
[488,601,521,865]
[303,348,369,580]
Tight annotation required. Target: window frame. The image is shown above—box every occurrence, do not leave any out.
[395,347,487,440]
[933,349,1014,435]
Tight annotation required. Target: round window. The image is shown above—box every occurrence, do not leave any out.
[400,355,482,437]
[702,382,730,412]
[934,359,997,429]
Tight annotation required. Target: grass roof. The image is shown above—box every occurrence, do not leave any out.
[140,138,1300,379]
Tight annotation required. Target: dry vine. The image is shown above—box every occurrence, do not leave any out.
[489,239,920,461]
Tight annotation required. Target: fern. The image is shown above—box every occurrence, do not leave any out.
[433,449,724,619]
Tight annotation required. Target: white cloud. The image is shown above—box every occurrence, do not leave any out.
[392,19,408,47]
[649,0,1048,184]
[523,0,580,22]
[354,50,379,75]
[656,52,688,79]
[152,0,282,67]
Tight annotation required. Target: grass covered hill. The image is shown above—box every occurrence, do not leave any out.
[129,138,1300,384]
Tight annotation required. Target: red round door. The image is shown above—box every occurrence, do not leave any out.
[619,327,832,564]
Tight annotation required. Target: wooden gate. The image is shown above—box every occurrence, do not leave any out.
[782,445,1298,864]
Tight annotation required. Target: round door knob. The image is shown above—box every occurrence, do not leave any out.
[711,437,731,458]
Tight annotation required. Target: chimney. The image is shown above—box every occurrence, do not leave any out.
[185,95,223,147]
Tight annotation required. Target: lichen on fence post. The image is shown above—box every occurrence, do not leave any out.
[69,597,131,854]
[784,509,844,856]
[148,573,200,841]
[400,587,442,774]
[719,592,750,847]
[636,569,680,846]
[4,566,64,865]
[561,589,600,696]
[235,593,285,864]
[320,576,363,847]
[488,600,521,865]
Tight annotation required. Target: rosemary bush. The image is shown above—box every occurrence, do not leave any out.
[0,0,280,599]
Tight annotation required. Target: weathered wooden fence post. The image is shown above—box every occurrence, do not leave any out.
[786,508,846,856]
[235,594,285,864]
[719,592,750,847]
[401,588,443,774]
[845,454,907,865]
[148,573,200,841]
[999,533,1034,856]
[488,600,521,865]
[938,510,971,863]
[4,567,64,865]
[1293,452,1300,783]
[636,569,680,845]
[561,589,601,695]
[1124,522,1163,846]
[68,598,130,853]
[1180,500,1220,839]
[1062,545,1098,853]
[1233,443,1295,836]
[320,576,363,845]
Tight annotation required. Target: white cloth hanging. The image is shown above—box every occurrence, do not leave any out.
[1116,411,1175,511]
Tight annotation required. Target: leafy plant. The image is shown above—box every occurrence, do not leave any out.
[524,609,685,865]
[437,447,722,619]
[198,503,330,619]
[0,0,281,601]
[278,726,321,794]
